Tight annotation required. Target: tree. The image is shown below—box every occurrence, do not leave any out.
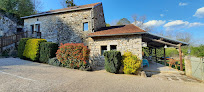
[116,18,130,25]
[132,14,153,31]
[106,23,111,27]
[65,0,76,7]
[32,0,43,13]
[176,32,192,43]
[0,0,35,17]
[59,0,67,8]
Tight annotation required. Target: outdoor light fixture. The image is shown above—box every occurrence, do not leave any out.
[164,45,168,48]
[142,42,147,47]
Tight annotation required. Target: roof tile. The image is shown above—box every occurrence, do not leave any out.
[89,24,146,37]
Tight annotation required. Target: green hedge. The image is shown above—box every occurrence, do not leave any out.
[23,39,47,61]
[17,38,31,59]
[104,51,122,74]
[39,42,58,63]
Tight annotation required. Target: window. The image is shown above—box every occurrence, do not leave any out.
[35,24,40,32]
[83,22,88,31]
[30,25,34,34]
[110,45,117,50]
[101,46,107,56]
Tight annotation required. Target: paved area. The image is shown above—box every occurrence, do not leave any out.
[143,61,183,73]
[1,58,204,92]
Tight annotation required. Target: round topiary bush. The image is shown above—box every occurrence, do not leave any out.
[122,51,142,74]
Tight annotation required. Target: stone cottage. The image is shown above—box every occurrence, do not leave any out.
[22,2,188,63]
[22,2,106,45]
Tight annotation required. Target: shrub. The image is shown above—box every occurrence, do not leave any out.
[23,39,47,61]
[17,38,31,58]
[48,57,62,67]
[56,43,90,69]
[122,51,142,74]
[104,51,122,74]
[39,42,58,63]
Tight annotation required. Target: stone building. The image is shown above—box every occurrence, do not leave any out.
[22,2,188,65]
[0,9,22,37]
[22,2,106,45]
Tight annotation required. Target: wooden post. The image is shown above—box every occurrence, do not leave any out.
[1,37,3,52]
[179,43,183,71]
[164,47,166,65]
[155,48,157,63]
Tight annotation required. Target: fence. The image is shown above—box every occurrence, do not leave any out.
[190,57,204,80]
[0,31,28,52]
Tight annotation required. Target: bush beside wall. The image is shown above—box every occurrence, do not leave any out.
[23,39,47,61]
[39,42,58,63]
[104,51,122,74]
[122,51,141,74]
[17,38,31,58]
[48,57,62,67]
[56,43,90,69]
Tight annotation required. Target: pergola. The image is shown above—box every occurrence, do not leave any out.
[142,33,189,71]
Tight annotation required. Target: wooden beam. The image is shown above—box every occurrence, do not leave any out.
[143,37,179,47]
[179,43,183,71]
[164,48,166,65]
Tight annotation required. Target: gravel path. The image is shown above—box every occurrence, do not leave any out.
[0,58,204,92]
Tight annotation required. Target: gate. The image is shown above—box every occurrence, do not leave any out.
[191,57,204,80]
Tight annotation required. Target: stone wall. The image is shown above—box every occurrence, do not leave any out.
[0,13,17,36]
[24,4,106,46]
[92,3,106,31]
[89,35,143,59]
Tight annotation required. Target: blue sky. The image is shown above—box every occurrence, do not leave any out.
[41,0,204,45]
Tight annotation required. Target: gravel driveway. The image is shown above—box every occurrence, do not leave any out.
[0,58,204,92]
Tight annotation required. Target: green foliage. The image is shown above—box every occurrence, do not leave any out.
[166,48,179,57]
[122,51,142,74]
[48,57,62,67]
[117,18,131,25]
[23,39,47,61]
[106,23,111,27]
[17,38,31,59]
[104,51,122,74]
[39,42,58,63]
[65,0,76,7]
[0,0,35,17]
[56,43,90,69]
[191,45,204,57]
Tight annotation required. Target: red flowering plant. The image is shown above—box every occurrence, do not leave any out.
[56,43,90,69]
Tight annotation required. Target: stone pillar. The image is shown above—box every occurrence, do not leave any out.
[184,56,192,76]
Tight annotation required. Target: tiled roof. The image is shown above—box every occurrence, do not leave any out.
[48,2,100,13]
[89,24,146,37]
[21,2,101,19]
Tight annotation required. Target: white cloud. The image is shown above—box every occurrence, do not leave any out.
[144,20,166,27]
[194,7,204,18]
[179,2,188,6]
[164,20,204,31]
[160,14,164,17]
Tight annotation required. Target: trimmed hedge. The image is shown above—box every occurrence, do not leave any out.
[23,39,47,61]
[39,42,58,63]
[17,38,31,58]
[122,51,141,74]
[104,51,122,74]
[56,43,90,69]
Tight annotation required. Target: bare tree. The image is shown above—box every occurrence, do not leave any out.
[59,0,67,8]
[32,0,43,13]
[132,14,153,31]
[176,32,192,43]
